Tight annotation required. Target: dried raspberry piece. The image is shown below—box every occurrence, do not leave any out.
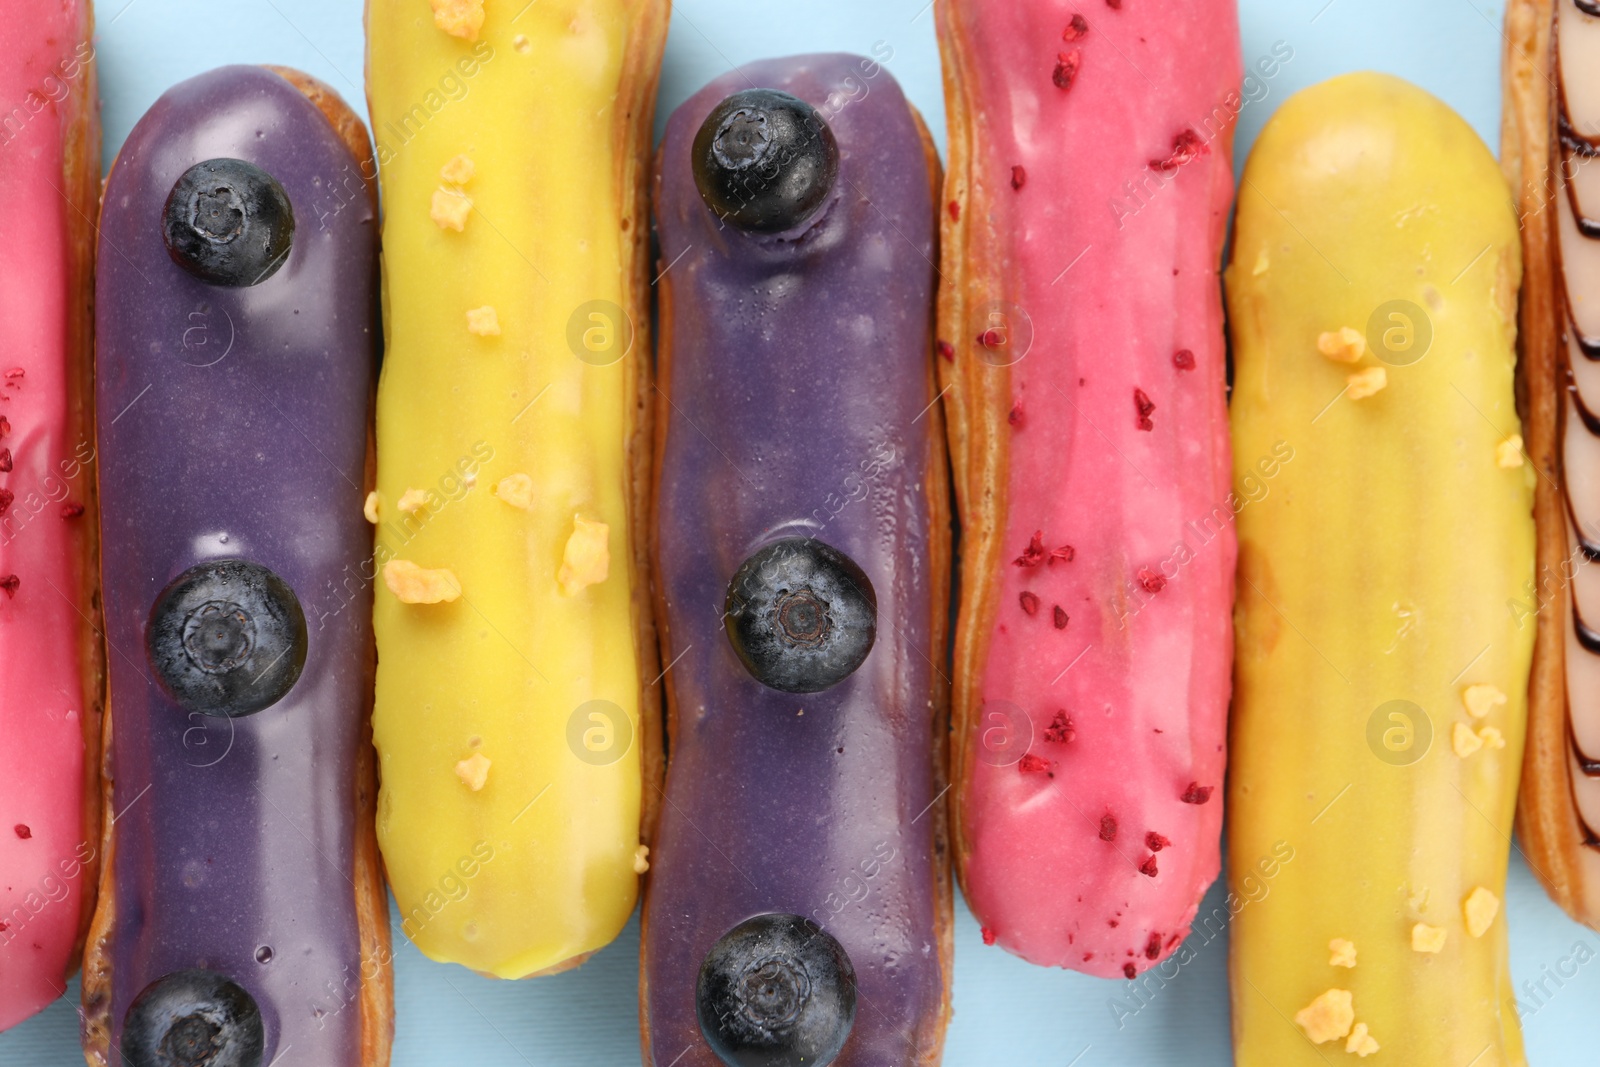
[1053,51,1081,91]
[1014,531,1047,568]
[1019,753,1053,774]
[1043,711,1076,744]
[1180,782,1214,804]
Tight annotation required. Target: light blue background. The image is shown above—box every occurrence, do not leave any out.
[4,0,1595,1064]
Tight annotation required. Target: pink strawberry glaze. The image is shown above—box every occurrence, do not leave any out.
[0,0,97,1030]
[945,0,1240,977]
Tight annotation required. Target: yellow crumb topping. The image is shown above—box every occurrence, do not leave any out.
[431,189,473,231]
[1411,923,1447,953]
[558,515,610,594]
[383,560,462,604]
[1318,326,1366,363]
[455,752,491,791]
[1293,989,1354,1044]
[466,306,501,336]
[1464,887,1499,938]
[1346,366,1387,399]
[493,473,536,510]
[430,0,484,40]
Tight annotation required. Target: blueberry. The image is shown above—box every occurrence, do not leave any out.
[121,969,264,1067]
[692,89,838,233]
[163,158,294,287]
[697,914,856,1067]
[147,559,307,718]
[724,538,875,694]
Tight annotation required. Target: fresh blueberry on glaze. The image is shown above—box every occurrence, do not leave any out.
[724,538,875,694]
[163,158,294,287]
[692,89,839,233]
[121,969,264,1067]
[696,913,857,1067]
[147,559,307,718]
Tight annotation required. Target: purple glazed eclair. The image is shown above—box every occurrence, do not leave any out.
[80,66,390,1067]
[643,55,951,1067]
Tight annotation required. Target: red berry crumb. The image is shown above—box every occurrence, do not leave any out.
[1063,13,1089,40]
[61,503,84,519]
[981,927,997,946]
[937,340,955,362]
[1053,605,1069,629]
[0,449,11,473]
[1123,962,1137,979]
[0,575,19,599]
[14,824,30,839]
[1099,814,1118,841]
[1019,591,1041,616]
[1014,531,1047,568]
[1108,919,1119,927]
[1173,349,1195,370]
[1053,51,1081,91]
[1139,855,1159,877]
[1107,0,1122,8]
[1146,832,1170,852]
[1044,711,1076,744]
[1050,544,1075,564]
[1009,402,1025,428]
[979,328,1005,348]
[1011,165,1028,191]
[1180,782,1214,805]
[949,200,961,221]
[1145,932,1162,960]
[1018,753,1053,775]
[1138,568,1166,594]
[1150,128,1207,173]
[0,489,12,516]
[1134,388,1155,431]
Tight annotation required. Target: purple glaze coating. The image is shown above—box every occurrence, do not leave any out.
[95,66,376,1065]
[645,55,946,1067]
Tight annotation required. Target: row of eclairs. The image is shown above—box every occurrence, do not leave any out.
[0,0,1594,1065]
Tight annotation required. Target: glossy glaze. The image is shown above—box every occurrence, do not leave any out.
[937,0,1240,976]
[88,65,377,1065]
[0,0,99,1032]
[645,54,948,1067]
[367,0,667,978]
[1558,0,1600,874]
[1227,74,1529,1066]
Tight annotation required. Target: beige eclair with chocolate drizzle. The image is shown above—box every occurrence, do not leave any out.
[1506,0,1600,929]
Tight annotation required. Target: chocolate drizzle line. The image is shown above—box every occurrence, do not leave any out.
[1557,3,1600,848]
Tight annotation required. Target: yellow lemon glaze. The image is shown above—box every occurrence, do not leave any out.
[1226,74,1531,1066]
[366,0,666,977]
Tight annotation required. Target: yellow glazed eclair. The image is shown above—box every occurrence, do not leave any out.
[366,0,667,977]
[1227,74,1531,1066]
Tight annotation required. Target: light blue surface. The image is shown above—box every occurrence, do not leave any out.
[3,0,1596,1065]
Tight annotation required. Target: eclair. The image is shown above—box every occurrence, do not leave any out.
[0,0,101,1032]
[642,55,951,1067]
[1227,73,1529,1065]
[936,0,1241,976]
[366,0,668,977]
[1504,0,1600,931]
[81,66,390,1067]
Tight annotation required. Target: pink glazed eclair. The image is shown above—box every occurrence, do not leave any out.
[0,0,102,1031]
[937,0,1241,977]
